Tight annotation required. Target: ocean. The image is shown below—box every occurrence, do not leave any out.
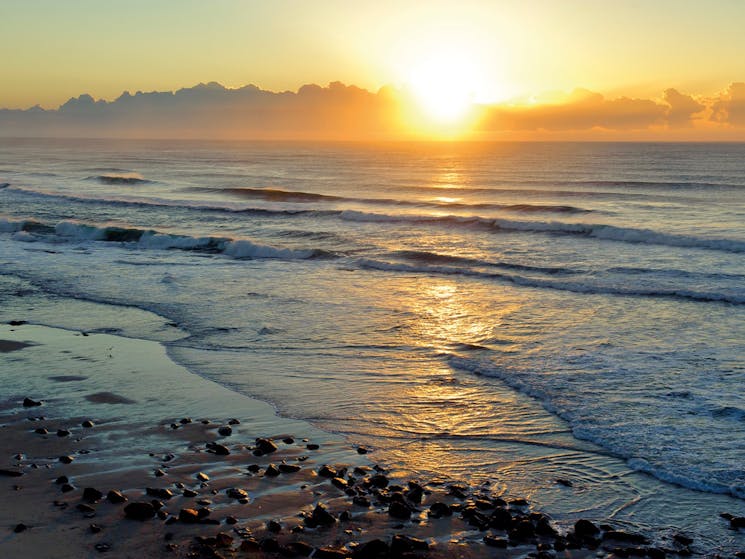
[1,139,744,550]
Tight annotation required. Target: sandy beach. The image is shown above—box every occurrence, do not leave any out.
[2,321,729,559]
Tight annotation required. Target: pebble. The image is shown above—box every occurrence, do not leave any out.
[94,543,111,553]
[59,456,74,464]
[61,484,75,493]
[267,520,282,533]
[315,547,348,559]
[227,418,240,425]
[123,502,156,521]
[89,524,102,533]
[83,487,103,503]
[226,488,248,500]
[217,426,232,436]
[255,438,278,454]
[22,397,42,407]
[265,464,281,477]
[182,489,198,498]
[107,490,127,504]
[278,463,301,473]
[282,437,295,444]
[178,508,200,523]
[306,443,320,450]
[34,427,48,435]
[352,539,389,559]
[206,442,230,456]
[14,523,27,533]
[81,420,95,428]
[306,503,336,527]
[57,429,71,437]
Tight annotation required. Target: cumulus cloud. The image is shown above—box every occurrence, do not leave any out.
[710,82,745,126]
[663,88,706,127]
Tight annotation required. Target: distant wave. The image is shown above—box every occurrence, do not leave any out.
[86,173,154,185]
[0,217,335,261]
[392,249,582,275]
[212,186,592,213]
[356,257,745,305]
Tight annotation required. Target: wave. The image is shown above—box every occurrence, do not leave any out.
[392,250,581,275]
[0,217,334,261]
[212,186,592,213]
[356,258,745,305]
[86,173,154,185]
[340,210,745,253]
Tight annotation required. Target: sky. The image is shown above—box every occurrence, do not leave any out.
[2,0,745,139]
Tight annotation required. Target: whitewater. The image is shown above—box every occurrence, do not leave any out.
[1,139,744,550]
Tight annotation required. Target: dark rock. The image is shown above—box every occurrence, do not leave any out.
[603,530,649,545]
[673,534,693,546]
[196,472,209,482]
[282,437,295,444]
[278,463,301,473]
[150,500,164,510]
[82,420,95,428]
[94,543,111,553]
[306,504,336,527]
[265,464,281,477]
[124,502,156,521]
[390,534,428,555]
[55,475,69,484]
[0,468,23,477]
[57,429,71,437]
[474,499,494,510]
[146,487,174,500]
[225,515,238,525]
[647,549,666,559]
[318,465,337,478]
[218,426,232,436]
[23,397,42,407]
[34,427,48,435]
[267,520,282,533]
[489,508,512,530]
[509,498,528,506]
[535,517,558,537]
[260,537,280,552]
[556,478,573,487]
[389,501,413,520]
[574,518,600,538]
[227,487,248,500]
[369,474,388,488]
[178,508,199,523]
[14,523,27,533]
[731,516,745,529]
[315,547,348,559]
[288,541,314,556]
[9,320,27,326]
[240,539,260,551]
[89,523,102,533]
[228,418,240,425]
[61,483,75,493]
[206,442,230,455]
[197,507,211,519]
[256,438,278,454]
[77,503,96,514]
[83,487,103,503]
[215,532,234,548]
[102,490,125,504]
[428,502,452,518]
[332,477,349,490]
[483,535,508,548]
[511,519,535,540]
[352,539,389,559]
[59,455,74,464]
[183,489,198,498]
[357,447,369,455]
[306,443,320,450]
[154,469,166,477]
[353,496,371,508]
[247,464,261,473]
[405,482,424,504]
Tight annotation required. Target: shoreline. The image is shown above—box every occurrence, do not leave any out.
[1,323,739,558]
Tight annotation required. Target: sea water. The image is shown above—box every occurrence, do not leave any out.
[1,139,744,550]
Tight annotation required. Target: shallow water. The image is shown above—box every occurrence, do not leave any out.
[1,139,744,551]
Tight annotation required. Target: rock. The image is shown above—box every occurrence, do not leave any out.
[306,504,336,527]
[55,476,69,484]
[256,438,278,454]
[267,520,282,533]
[206,442,230,455]
[61,484,75,493]
[94,543,111,553]
[196,472,209,482]
[225,515,238,524]
[59,455,74,464]
[315,547,348,559]
[9,320,27,326]
[489,508,512,530]
[197,507,211,519]
[352,539,389,559]
[390,535,428,555]
[76,503,96,514]
[278,463,301,473]
[57,429,71,437]
[146,488,174,500]
[83,487,103,503]
[483,535,508,548]
[215,532,234,547]
[282,437,295,444]
[511,519,535,540]
[673,534,693,546]
[124,502,156,521]
[182,489,198,498]
[14,523,27,533]
[556,478,573,487]
[306,443,320,450]
[357,447,369,455]
[81,420,95,428]
[535,517,558,537]
[428,502,452,518]
[574,518,600,538]
[23,398,42,407]
[260,537,280,552]
[218,426,232,436]
[227,418,240,425]
[647,548,666,559]
[178,508,199,523]
[247,464,261,473]
[368,474,388,488]
[405,483,424,504]
[226,488,248,500]
[332,477,349,490]
[353,496,371,508]
[603,530,649,545]
[265,464,281,477]
[318,465,337,478]
[240,539,260,552]
[288,541,314,556]
[154,469,166,477]
[731,516,745,529]
[89,523,102,533]
[0,469,23,477]
[34,427,48,435]
[388,501,412,519]
[107,490,127,504]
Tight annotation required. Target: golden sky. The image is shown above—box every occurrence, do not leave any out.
[2,1,745,139]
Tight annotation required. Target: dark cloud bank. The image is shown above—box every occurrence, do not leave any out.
[0,81,743,139]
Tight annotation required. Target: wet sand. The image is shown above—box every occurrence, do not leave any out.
[0,324,733,558]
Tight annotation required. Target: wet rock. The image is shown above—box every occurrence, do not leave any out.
[428,502,452,518]
[405,482,424,504]
[94,543,111,552]
[206,442,230,456]
[603,530,649,545]
[388,501,412,520]
[332,477,349,490]
[535,517,558,537]
[318,465,337,478]
[353,496,371,508]
[228,418,240,425]
[217,426,232,437]
[225,515,238,525]
[23,398,42,407]
[390,535,428,555]
[247,464,261,473]
[256,438,278,454]
[368,474,388,488]
[260,537,280,552]
[57,429,71,437]
[673,534,693,546]
[282,437,295,444]
[0,469,23,477]
[352,539,389,559]
[315,547,348,559]
[556,478,573,487]
[196,472,209,482]
[489,508,512,530]
[183,489,198,498]
[288,541,314,556]
[215,532,234,548]
[574,518,600,539]
[197,507,211,519]
[55,475,69,484]
[83,488,104,503]
[89,523,102,533]
[265,464,281,477]
[226,487,248,500]
[306,443,320,450]
[178,508,199,523]
[124,502,156,521]
[61,483,75,493]
[154,469,166,477]
[474,499,494,510]
[34,427,48,435]
[306,503,336,527]
[647,549,666,559]
[240,539,260,552]
[9,320,27,326]
[103,490,125,504]
[731,516,745,529]
[59,455,74,464]
[77,503,96,514]
[511,519,535,540]
[278,463,301,473]
[14,523,27,533]
[82,420,95,428]
[483,535,508,548]
[179,417,192,424]
[357,447,369,455]
[146,487,174,500]
[267,520,282,533]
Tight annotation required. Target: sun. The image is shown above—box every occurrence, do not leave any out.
[407,50,479,125]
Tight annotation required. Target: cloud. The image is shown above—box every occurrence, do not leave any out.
[663,88,706,127]
[710,82,745,126]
